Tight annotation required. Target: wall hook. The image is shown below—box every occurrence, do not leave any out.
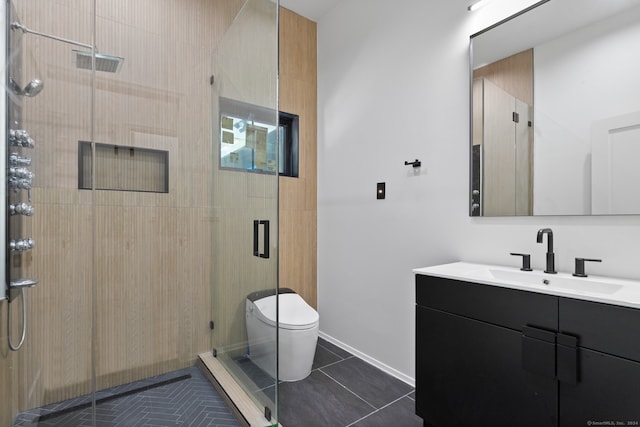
[404,159,421,168]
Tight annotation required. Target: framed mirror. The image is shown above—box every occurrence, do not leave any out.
[470,0,640,216]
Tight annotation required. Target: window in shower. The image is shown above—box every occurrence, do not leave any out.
[78,141,169,192]
[219,97,299,177]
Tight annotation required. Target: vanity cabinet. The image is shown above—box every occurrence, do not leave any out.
[416,274,640,427]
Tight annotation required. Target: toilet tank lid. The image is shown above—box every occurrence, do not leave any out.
[254,293,319,327]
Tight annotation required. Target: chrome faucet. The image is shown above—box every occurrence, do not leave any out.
[536,228,557,274]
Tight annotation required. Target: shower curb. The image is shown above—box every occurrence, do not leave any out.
[198,352,282,427]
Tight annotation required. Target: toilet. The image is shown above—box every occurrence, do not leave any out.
[246,288,319,382]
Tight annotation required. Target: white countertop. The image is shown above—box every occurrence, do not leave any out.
[414,261,640,309]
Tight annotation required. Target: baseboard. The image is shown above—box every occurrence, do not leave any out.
[318,331,415,387]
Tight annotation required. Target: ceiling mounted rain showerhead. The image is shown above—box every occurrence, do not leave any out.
[9,77,44,97]
[73,50,124,73]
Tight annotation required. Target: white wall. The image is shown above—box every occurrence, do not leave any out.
[534,5,640,215]
[317,0,640,384]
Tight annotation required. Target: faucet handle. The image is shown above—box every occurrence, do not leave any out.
[510,253,532,271]
[573,258,602,278]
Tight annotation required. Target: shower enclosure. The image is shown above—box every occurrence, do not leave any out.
[0,0,280,425]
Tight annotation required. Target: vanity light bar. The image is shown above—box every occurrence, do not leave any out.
[468,0,491,12]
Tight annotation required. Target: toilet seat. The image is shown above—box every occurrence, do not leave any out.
[252,293,319,330]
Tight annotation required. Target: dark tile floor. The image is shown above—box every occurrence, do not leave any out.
[291,338,422,426]
[13,366,240,427]
[13,339,422,427]
[249,338,423,427]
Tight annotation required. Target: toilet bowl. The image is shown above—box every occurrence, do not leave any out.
[246,288,319,382]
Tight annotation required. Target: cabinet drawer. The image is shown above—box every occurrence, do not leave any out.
[416,274,557,331]
[560,298,640,362]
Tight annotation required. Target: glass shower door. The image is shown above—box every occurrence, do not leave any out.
[211,0,280,423]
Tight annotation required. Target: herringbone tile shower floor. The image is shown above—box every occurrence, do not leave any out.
[12,366,240,427]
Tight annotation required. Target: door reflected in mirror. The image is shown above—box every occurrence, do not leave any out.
[472,49,533,216]
[470,0,640,216]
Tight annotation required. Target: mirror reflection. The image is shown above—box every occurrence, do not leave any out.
[470,0,640,216]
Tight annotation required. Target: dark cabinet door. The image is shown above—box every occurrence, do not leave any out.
[558,297,640,426]
[416,306,557,427]
[559,347,640,426]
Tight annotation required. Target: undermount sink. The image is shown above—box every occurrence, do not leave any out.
[464,267,623,295]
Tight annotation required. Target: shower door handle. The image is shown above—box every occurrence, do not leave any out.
[253,220,270,259]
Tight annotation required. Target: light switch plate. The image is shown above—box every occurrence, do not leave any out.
[377,182,385,199]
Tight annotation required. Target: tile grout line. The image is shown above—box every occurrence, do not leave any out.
[344,392,415,427]
[317,368,377,412]
[317,341,351,360]
[312,355,355,372]
[255,353,356,394]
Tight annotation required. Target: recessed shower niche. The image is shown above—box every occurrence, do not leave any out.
[78,141,169,193]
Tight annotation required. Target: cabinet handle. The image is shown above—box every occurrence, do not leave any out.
[557,333,579,385]
[522,325,556,379]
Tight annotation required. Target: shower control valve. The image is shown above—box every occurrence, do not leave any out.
[9,153,32,167]
[9,202,35,216]
[9,129,35,148]
[10,238,35,252]
[9,167,34,180]
[9,176,33,190]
